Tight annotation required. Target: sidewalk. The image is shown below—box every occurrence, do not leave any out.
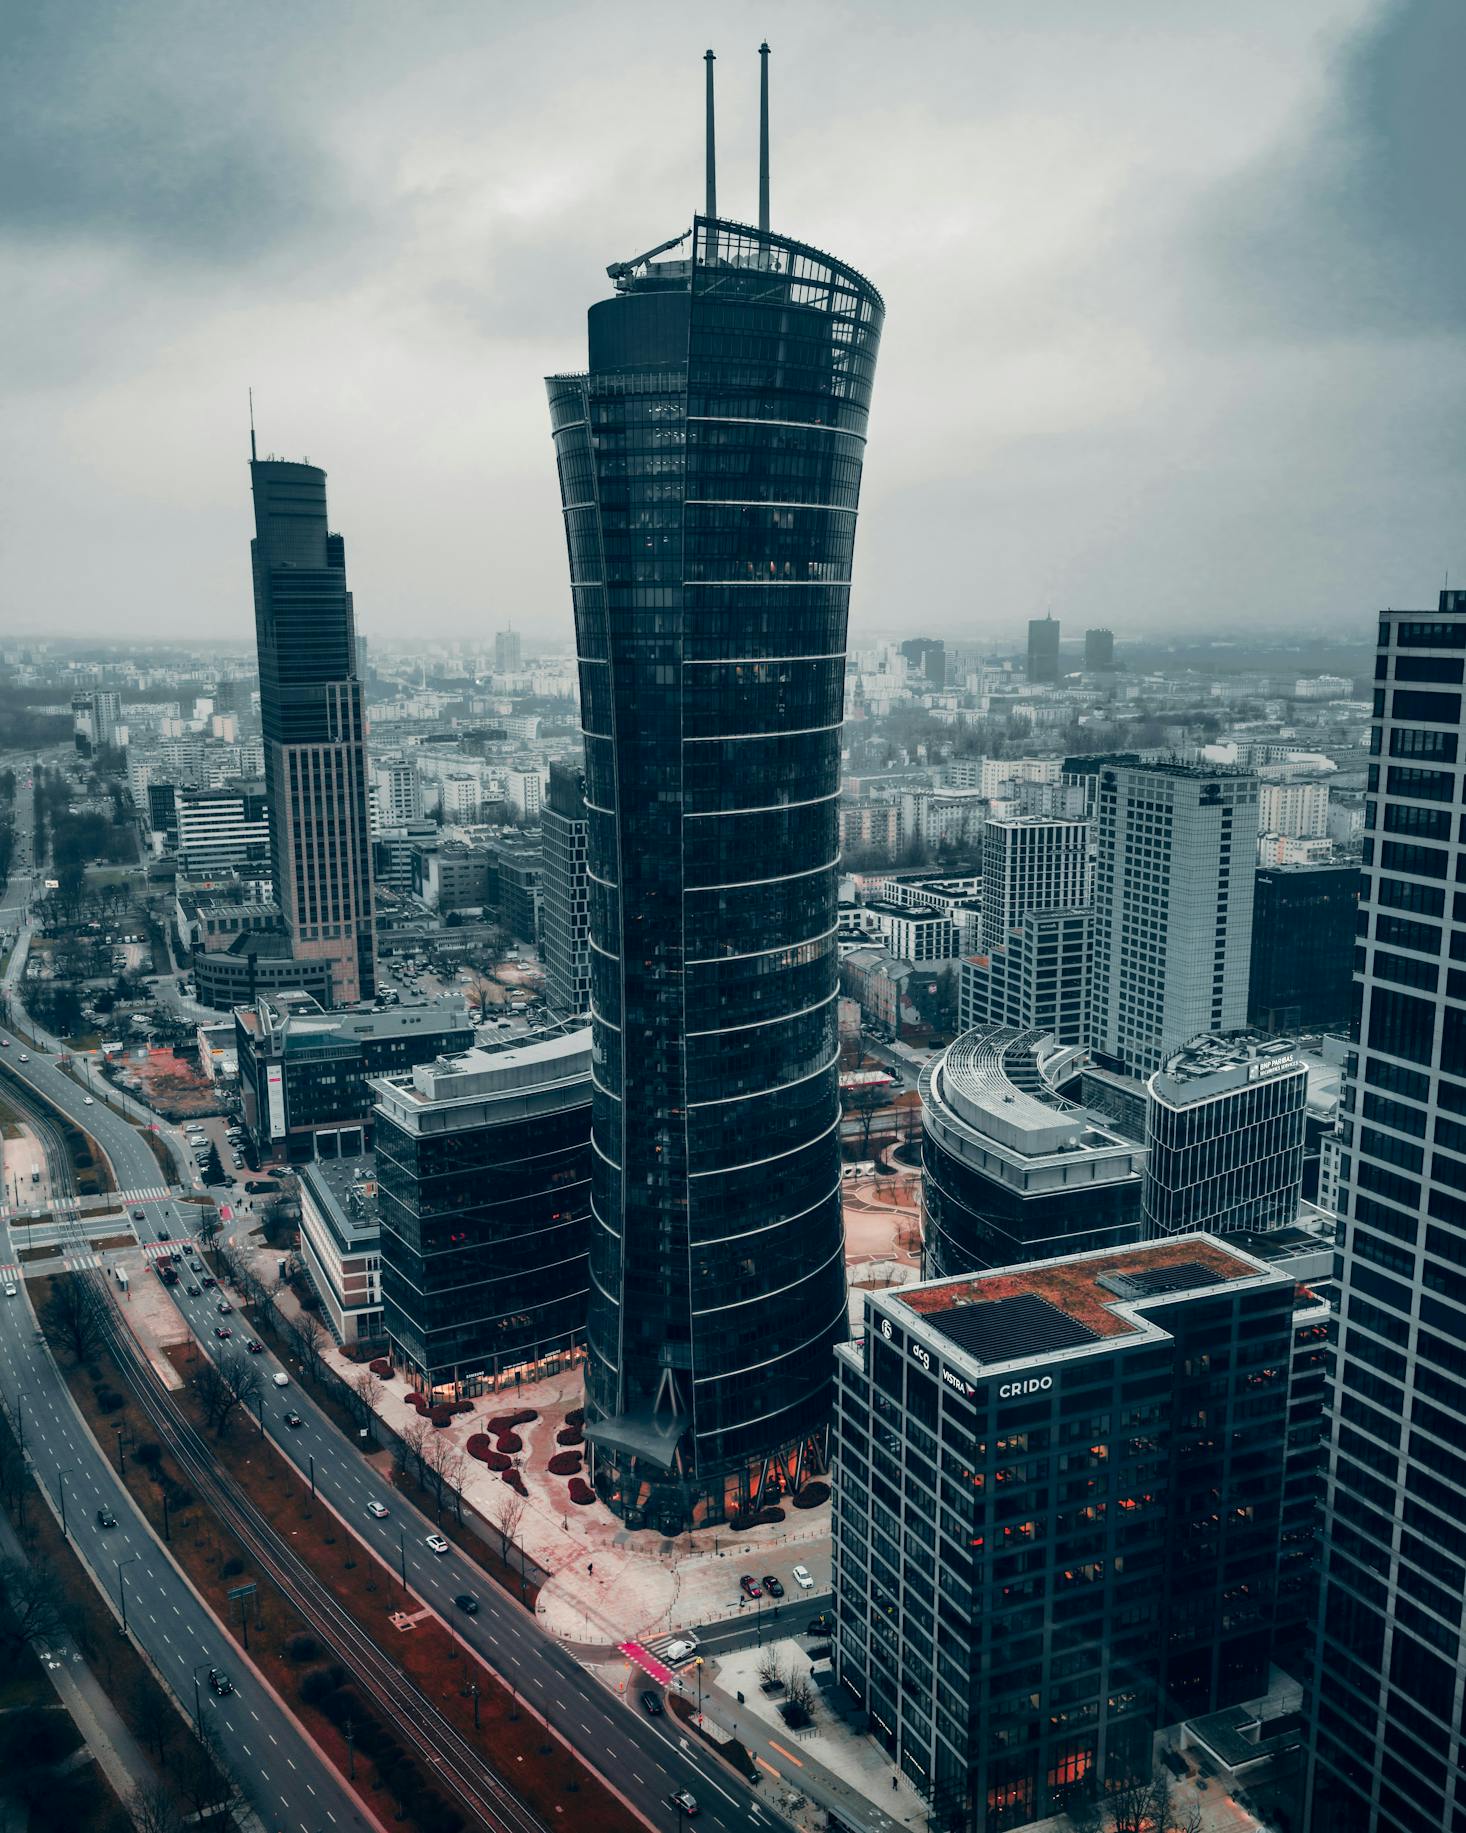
[0,1492,158,1813]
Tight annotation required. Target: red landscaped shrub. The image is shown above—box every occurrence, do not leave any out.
[484,1450,511,1471]
[429,1405,452,1429]
[466,1434,493,1461]
[755,1506,786,1526]
[451,1399,474,1415]
[555,1424,583,1447]
[369,1358,394,1379]
[792,1482,830,1510]
[565,1407,585,1428]
[405,1391,427,1411]
[502,1469,528,1496]
[495,1433,523,1455]
[547,1451,582,1476]
[567,1477,595,1505]
[485,1409,537,1433]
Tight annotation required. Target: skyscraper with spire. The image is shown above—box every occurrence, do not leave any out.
[250,452,375,1006]
[545,48,884,1529]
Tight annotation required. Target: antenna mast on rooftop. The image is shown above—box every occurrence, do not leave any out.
[704,49,717,222]
[249,387,257,462]
[758,42,771,232]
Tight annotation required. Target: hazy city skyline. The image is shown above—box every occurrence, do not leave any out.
[4,0,1463,647]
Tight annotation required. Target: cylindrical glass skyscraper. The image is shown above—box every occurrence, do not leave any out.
[547,216,883,1529]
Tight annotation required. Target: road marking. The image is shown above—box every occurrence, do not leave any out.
[767,1739,804,1767]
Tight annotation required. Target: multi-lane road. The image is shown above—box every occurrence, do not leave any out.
[0,1013,798,1833]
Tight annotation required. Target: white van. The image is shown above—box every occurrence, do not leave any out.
[272,1371,290,1388]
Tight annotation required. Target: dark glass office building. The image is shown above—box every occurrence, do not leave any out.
[547,215,883,1529]
[920,1025,1144,1277]
[250,458,375,1005]
[1248,863,1357,1035]
[372,1030,592,1395]
[835,1237,1298,1829]
[1307,592,1466,1833]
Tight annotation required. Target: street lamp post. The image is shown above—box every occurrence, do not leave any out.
[113,1423,126,1476]
[308,1454,315,1499]
[57,1467,72,1538]
[116,1555,137,1633]
[191,1662,211,1732]
[398,1530,407,1595]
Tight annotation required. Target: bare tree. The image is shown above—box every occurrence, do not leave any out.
[125,1776,184,1833]
[1170,1801,1204,1833]
[0,1559,65,1657]
[196,1349,261,1437]
[400,1416,431,1490]
[41,1274,107,1364]
[756,1647,782,1689]
[194,1209,222,1252]
[129,1674,180,1769]
[1108,1770,1177,1833]
[431,1443,467,1525]
[175,1714,245,1826]
[290,1312,329,1385]
[490,1487,525,1565]
[352,1368,384,1442]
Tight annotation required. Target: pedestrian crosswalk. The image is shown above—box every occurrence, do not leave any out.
[142,1239,194,1262]
[0,1184,170,1223]
[117,1186,171,1206]
[0,1253,100,1281]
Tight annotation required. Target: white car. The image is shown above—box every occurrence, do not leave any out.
[367,1501,389,1519]
[3,1286,15,1298]
[83,1096,93,1105]
[662,1638,699,1664]
[791,1564,815,1590]
[426,1533,450,1555]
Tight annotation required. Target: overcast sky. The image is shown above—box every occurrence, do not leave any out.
[2,0,1462,650]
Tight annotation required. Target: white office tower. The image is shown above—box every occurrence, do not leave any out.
[980,816,1090,950]
[1090,761,1259,1076]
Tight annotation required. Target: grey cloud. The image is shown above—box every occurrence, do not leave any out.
[1192,0,1466,336]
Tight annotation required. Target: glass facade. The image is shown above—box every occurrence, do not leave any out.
[1142,1056,1307,1237]
[920,1026,1145,1278]
[373,1036,593,1395]
[546,217,883,1529]
[835,1243,1295,1831]
[250,460,375,1004]
[1307,592,1466,1833]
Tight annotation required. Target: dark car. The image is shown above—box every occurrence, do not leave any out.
[131,1207,145,1221]
[95,1508,117,1529]
[454,1593,480,1615]
[762,1575,784,1599]
[640,1690,664,1716]
[206,1667,234,1697]
[216,1301,232,1314]
[284,1412,303,1428]
[157,1229,170,1242]
[806,1612,835,1638]
[200,1275,216,1288]
[185,1284,200,1296]
[215,1326,232,1340]
[245,1339,263,1355]
[739,1575,762,1600]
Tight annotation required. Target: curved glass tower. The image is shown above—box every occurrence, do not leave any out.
[547,216,883,1529]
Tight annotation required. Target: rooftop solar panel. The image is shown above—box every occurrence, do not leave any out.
[923,1291,1101,1364]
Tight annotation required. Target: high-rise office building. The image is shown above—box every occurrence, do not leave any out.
[250,457,375,1005]
[374,758,423,827]
[494,627,522,675]
[175,781,271,877]
[1307,591,1466,1833]
[834,1237,1302,1828]
[900,636,946,686]
[545,78,884,1527]
[1090,761,1259,1076]
[540,761,590,1019]
[373,1030,593,1395]
[1027,613,1060,683]
[920,1023,1144,1277]
[959,908,1091,1046]
[1084,626,1114,672]
[1141,1031,1306,1238]
[979,816,1090,950]
[1249,863,1357,1034]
